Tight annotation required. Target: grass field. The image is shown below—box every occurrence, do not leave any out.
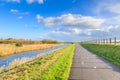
[0,44,75,80]
[0,44,57,57]
[81,43,120,67]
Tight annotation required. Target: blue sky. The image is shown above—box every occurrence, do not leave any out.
[0,0,120,42]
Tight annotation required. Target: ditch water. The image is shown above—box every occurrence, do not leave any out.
[0,44,68,67]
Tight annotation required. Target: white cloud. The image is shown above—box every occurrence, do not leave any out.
[102,25,119,32]
[81,25,120,38]
[3,0,44,4]
[106,3,120,14]
[10,9,18,14]
[36,13,105,28]
[38,24,120,42]
[6,0,20,3]
[36,13,120,41]
[18,16,23,19]
[36,0,120,41]
[113,16,120,23]
[39,28,94,42]
[52,24,120,41]
[10,9,30,19]
[73,28,81,34]
[36,14,43,21]
[21,12,30,15]
[94,1,120,15]
[38,0,43,4]
[26,0,44,4]
[53,28,82,35]
[10,9,30,16]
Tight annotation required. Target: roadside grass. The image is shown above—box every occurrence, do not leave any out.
[81,43,120,67]
[36,44,75,80]
[0,44,75,80]
[0,54,43,73]
[0,44,57,57]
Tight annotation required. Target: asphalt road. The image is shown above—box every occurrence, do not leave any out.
[69,44,120,80]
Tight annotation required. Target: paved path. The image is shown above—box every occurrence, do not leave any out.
[69,44,120,80]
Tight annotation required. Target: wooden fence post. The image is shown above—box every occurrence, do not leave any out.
[103,39,105,44]
[106,38,108,44]
[114,37,116,45]
[109,38,111,44]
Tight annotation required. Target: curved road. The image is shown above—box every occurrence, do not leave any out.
[69,44,120,80]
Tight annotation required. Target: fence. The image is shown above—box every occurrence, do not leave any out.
[86,37,118,45]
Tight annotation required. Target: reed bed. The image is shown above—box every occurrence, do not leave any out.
[0,44,57,57]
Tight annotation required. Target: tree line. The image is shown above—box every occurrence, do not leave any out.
[0,38,58,44]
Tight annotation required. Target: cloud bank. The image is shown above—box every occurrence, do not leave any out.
[3,0,44,4]
[26,0,44,4]
[36,14,105,28]
[6,0,20,3]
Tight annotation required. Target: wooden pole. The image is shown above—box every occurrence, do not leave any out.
[114,37,116,45]
[106,38,108,44]
[103,39,105,44]
[109,38,111,44]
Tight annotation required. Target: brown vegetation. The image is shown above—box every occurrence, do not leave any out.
[0,38,59,57]
[0,44,57,57]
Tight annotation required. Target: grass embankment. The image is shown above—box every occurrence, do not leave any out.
[81,43,120,67]
[37,44,75,80]
[0,44,75,80]
[0,44,57,57]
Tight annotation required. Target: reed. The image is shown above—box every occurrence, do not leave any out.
[0,67,3,73]
[7,54,43,70]
[7,57,32,70]
[0,53,44,73]
[0,44,57,57]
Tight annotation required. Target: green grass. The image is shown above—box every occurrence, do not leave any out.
[0,44,75,80]
[81,43,120,67]
[36,44,75,80]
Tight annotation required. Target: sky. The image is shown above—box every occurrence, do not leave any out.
[0,0,120,42]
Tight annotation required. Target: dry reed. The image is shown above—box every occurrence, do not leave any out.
[0,44,57,57]
[0,53,44,73]
[0,67,3,73]
[7,57,32,70]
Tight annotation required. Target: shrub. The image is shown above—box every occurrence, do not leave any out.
[41,39,58,44]
[15,43,23,47]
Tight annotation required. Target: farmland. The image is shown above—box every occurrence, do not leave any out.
[81,43,120,67]
[0,44,75,80]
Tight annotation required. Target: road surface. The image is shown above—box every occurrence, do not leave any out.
[69,44,120,80]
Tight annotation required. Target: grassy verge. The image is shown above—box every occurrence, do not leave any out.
[0,44,75,80]
[36,44,75,80]
[0,44,57,57]
[81,43,120,67]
